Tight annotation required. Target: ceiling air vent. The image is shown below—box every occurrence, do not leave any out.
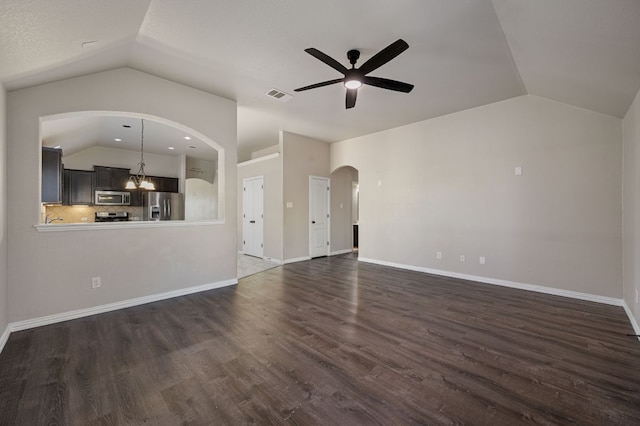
[265,88,293,102]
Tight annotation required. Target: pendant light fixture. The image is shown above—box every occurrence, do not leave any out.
[125,119,155,190]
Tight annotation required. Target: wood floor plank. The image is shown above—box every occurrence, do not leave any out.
[1,253,639,425]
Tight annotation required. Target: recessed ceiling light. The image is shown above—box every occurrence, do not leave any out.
[184,136,191,140]
[168,147,175,150]
[114,138,122,142]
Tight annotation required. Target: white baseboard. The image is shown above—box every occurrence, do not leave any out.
[238,252,283,265]
[330,249,353,256]
[0,325,10,354]
[8,278,238,333]
[358,257,623,306]
[622,301,640,342]
[283,256,311,264]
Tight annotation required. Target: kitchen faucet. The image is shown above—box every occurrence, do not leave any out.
[45,214,63,224]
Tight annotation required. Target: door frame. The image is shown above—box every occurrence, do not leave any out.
[242,176,264,258]
[309,176,330,258]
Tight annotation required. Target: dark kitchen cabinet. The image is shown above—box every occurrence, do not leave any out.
[127,176,179,206]
[132,175,179,193]
[42,147,63,203]
[63,169,94,205]
[157,177,179,193]
[94,166,131,190]
[129,189,142,206]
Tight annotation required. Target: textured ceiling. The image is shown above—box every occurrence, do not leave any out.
[2,0,640,161]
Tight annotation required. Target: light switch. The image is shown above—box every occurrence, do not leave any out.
[378,180,383,187]
[286,202,293,208]
[515,166,522,176]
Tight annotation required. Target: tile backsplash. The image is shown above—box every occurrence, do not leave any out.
[43,205,144,223]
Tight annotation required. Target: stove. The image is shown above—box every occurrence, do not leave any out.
[95,212,129,222]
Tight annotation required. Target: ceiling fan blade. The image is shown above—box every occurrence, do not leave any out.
[346,88,357,109]
[358,39,409,76]
[304,48,349,75]
[363,76,414,93]
[294,78,344,92]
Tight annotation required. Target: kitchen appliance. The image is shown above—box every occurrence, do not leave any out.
[95,190,131,206]
[142,192,183,221]
[95,212,129,222]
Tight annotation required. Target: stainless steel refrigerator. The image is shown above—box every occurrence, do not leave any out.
[142,192,183,221]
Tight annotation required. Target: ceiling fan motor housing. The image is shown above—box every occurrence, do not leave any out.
[347,49,361,66]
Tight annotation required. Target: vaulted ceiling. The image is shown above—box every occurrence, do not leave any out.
[2,0,640,161]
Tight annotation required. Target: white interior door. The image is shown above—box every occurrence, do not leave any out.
[309,176,330,258]
[242,176,264,258]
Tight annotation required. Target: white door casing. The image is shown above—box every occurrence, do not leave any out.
[309,176,330,258]
[243,176,264,258]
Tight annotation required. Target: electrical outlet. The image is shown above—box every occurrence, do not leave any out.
[479,256,486,265]
[459,255,465,262]
[91,277,101,289]
[436,251,442,259]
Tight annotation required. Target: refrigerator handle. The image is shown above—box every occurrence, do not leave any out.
[164,199,168,218]
[168,199,171,218]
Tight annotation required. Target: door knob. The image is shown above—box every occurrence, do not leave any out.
[250,220,256,223]
[312,221,316,224]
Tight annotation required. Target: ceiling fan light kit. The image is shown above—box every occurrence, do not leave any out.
[294,39,414,109]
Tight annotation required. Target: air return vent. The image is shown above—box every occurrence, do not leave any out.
[265,88,293,102]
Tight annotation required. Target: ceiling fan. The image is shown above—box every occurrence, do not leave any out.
[294,39,414,109]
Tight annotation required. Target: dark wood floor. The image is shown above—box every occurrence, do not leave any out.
[1,253,639,425]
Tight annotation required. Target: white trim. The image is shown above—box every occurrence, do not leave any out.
[284,256,311,264]
[35,220,224,232]
[309,176,330,259]
[238,252,282,265]
[237,153,280,168]
[242,176,265,258]
[358,257,623,306]
[0,326,10,354]
[8,278,237,333]
[330,249,353,256]
[622,301,640,342]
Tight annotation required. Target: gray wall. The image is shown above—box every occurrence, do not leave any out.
[237,153,284,262]
[7,68,237,322]
[623,88,640,328]
[0,84,7,344]
[331,95,622,298]
[282,131,330,262]
[330,166,358,254]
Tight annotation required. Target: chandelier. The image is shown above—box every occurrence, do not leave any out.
[125,119,155,190]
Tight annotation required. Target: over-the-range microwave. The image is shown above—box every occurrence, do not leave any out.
[94,190,131,206]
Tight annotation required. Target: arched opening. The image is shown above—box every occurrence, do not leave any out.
[40,111,223,224]
[330,165,359,256]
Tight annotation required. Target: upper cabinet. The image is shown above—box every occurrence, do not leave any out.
[145,176,179,193]
[63,169,94,205]
[94,166,131,190]
[42,147,63,203]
